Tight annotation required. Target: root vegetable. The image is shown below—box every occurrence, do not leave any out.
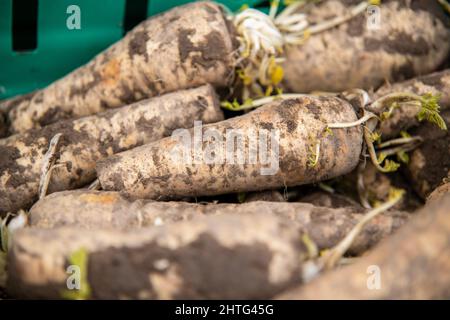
[97,95,363,199]
[276,194,450,300]
[29,190,409,256]
[369,69,450,138]
[427,183,450,203]
[0,85,222,216]
[7,213,305,299]
[0,94,24,138]
[282,1,450,93]
[30,190,203,230]
[1,2,236,135]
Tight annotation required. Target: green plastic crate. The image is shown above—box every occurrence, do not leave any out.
[0,0,268,100]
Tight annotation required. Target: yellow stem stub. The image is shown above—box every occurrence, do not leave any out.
[231,1,369,102]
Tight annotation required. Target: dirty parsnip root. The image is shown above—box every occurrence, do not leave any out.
[29,190,409,256]
[427,182,450,203]
[97,95,363,199]
[0,85,223,216]
[97,84,448,199]
[277,194,450,299]
[281,0,450,93]
[0,2,236,135]
[7,213,306,299]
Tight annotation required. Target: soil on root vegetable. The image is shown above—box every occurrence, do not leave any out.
[407,111,450,198]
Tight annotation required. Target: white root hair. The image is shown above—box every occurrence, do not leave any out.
[231,1,369,100]
[39,133,63,199]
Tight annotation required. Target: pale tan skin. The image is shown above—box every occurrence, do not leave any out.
[277,194,450,300]
[427,183,450,204]
[7,213,305,299]
[282,1,450,93]
[1,2,236,136]
[97,96,363,200]
[29,190,409,256]
[0,85,223,216]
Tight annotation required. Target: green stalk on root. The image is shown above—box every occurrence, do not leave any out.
[221,93,307,111]
[371,92,447,130]
[329,92,446,174]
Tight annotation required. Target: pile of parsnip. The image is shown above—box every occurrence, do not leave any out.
[1,1,450,300]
